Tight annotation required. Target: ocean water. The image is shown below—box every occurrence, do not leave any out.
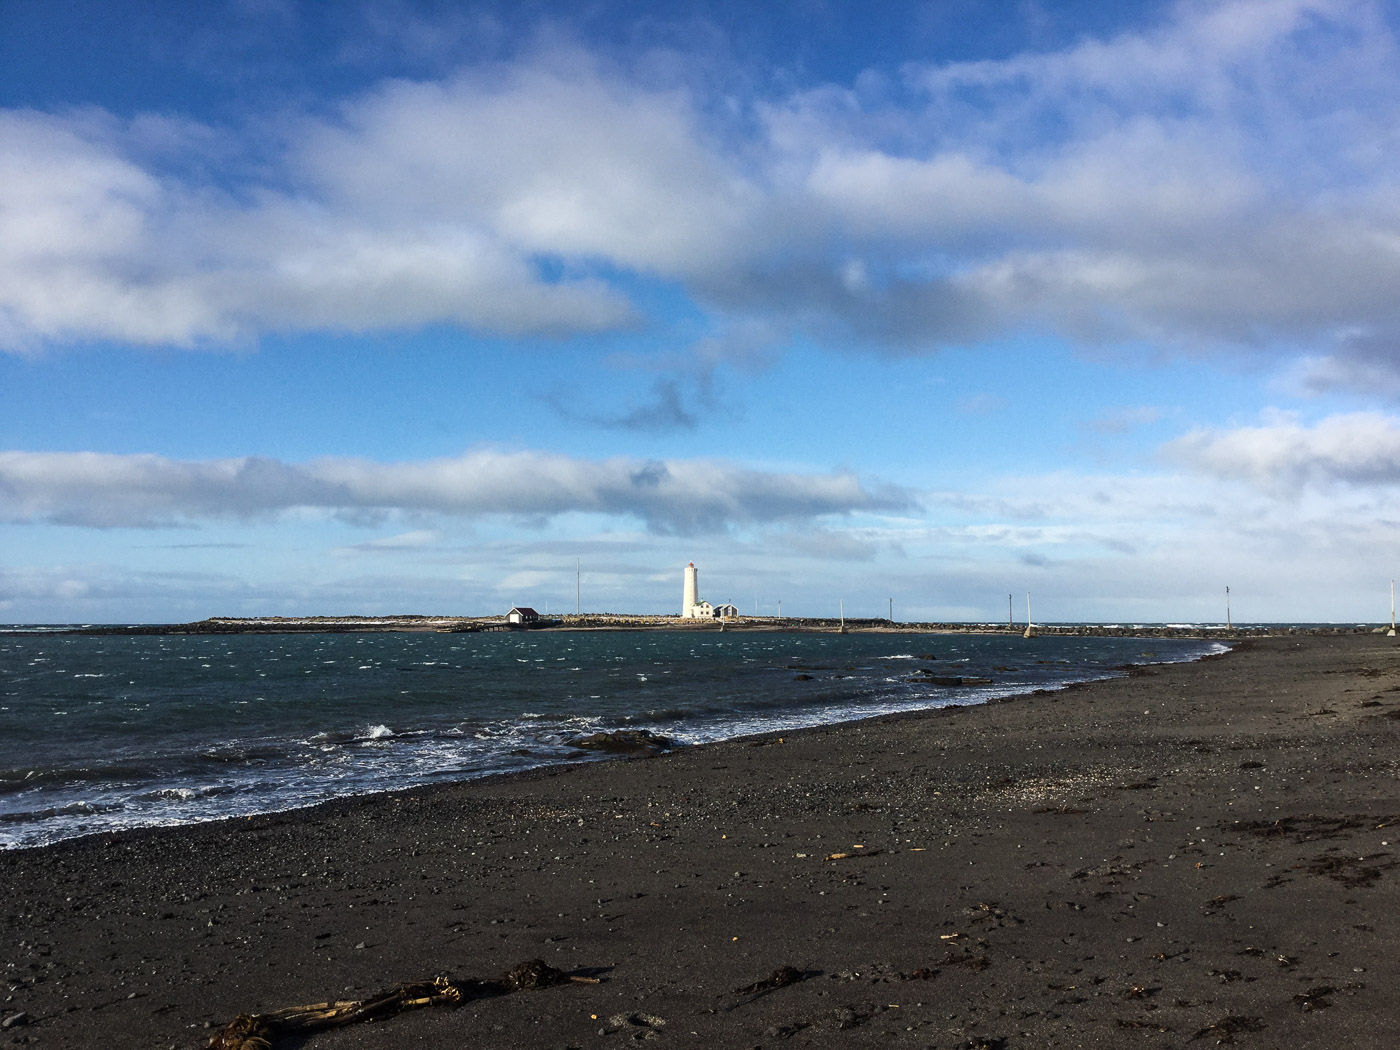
[0,630,1223,850]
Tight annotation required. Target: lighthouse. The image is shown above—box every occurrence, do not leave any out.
[682,562,698,617]
[680,562,739,620]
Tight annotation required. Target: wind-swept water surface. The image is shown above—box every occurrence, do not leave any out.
[0,630,1222,849]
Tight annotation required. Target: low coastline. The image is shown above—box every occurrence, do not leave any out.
[4,634,1400,1048]
[4,613,1382,639]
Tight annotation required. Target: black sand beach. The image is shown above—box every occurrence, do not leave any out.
[4,633,1400,1049]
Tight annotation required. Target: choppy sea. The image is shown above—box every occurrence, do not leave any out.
[0,629,1224,850]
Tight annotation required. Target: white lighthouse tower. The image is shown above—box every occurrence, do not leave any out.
[682,562,698,618]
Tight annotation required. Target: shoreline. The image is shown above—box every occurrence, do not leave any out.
[0,635,1225,855]
[4,634,1400,1048]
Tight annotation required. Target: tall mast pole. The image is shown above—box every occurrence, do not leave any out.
[576,558,580,616]
[1008,593,1013,628]
[1390,580,1395,637]
[1226,585,1231,631]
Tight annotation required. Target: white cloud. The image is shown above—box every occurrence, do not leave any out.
[0,94,640,348]
[1165,410,1400,489]
[0,110,231,349]
[1,1,1398,368]
[9,436,1400,622]
[0,448,911,532]
[295,54,760,277]
[778,0,1400,350]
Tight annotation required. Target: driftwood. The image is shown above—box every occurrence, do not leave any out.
[725,964,815,1011]
[208,959,598,1050]
[735,965,805,996]
[825,849,883,861]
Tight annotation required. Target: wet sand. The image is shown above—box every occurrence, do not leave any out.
[4,633,1399,1049]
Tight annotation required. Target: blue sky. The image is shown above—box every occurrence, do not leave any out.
[4,0,1400,623]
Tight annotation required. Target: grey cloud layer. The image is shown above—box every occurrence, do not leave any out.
[0,449,909,531]
[2,1,1398,373]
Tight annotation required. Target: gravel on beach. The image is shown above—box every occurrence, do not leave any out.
[4,633,1400,1049]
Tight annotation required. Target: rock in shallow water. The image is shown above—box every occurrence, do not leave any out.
[565,729,675,755]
